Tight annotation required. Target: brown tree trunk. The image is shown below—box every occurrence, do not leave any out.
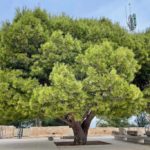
[81,111,95,137]
[61,111,95,145]
[72,121,87,145]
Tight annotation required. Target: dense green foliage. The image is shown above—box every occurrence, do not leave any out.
[0,70,39,124]
[0,8,149,124]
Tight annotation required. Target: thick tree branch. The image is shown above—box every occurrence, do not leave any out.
[82,110,91,123]
[81,111,95,135]
[59,118,72,127]
[59,113,76,127]
[82,110,94,124]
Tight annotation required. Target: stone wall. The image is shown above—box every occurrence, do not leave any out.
[0,126,146,138]
[0,126,15,138]
[22,127,146,137]
[17,127,119,137]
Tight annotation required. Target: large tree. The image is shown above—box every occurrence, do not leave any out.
[0,8,148,145]
[30,42,144,144]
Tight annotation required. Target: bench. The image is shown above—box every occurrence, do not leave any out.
[144,137,150,144]
[126,135,144,143]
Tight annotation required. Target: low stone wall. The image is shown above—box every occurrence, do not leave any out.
[22,127,119,137]
[89,127,118,136]
[28,126,73,137]
[0,126,146,138]
[0,126,15,138]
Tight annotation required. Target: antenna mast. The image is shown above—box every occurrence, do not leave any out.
[126,1,137,32]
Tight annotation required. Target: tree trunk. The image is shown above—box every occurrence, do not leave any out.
[72,121,87,145]
[62,111,95,145]
[81,111,95,137]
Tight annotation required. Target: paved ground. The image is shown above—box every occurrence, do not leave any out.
[0,138,57,150]
[56,136,150,150]
[0,137,149,150]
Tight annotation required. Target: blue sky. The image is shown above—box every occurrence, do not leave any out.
[0,0,150,31]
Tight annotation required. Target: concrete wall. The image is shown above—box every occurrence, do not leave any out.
[0,126,146,138]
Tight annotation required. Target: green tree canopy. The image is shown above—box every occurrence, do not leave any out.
[0,8,149,144]
[0,70,39,124]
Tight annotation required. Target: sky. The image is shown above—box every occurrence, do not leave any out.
[0,0,150,31]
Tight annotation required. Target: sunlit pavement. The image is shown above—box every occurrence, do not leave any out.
[0,138,57,150]
[0,137,150,150]
[56,136,150,150]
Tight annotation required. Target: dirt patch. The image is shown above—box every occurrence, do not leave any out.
[54,140,111,146]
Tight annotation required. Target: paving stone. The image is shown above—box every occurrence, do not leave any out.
[0,138,58,150]
[55,137,150,150]
[0,137,150,150]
